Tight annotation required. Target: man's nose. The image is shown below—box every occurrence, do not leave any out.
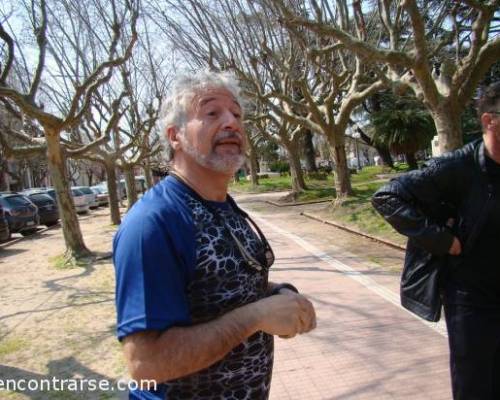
[221,110,241,130]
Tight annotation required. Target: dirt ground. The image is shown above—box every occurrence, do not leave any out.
[0,209,125,399]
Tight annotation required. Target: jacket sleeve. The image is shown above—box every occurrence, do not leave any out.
[371,159,455,256]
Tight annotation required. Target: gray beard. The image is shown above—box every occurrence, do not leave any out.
[179,135,246,174]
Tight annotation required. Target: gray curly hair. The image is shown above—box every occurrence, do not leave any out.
[158,70,243,161]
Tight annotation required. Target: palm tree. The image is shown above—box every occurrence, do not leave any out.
[371,94,436,170]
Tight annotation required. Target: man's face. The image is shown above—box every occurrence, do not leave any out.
[177,87,246,174]
[482,101,500,144]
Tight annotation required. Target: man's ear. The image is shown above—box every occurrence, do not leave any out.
[167,126,182,150]
[481,112,493,133]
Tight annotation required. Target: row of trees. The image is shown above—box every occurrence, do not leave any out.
[153,0,498,197]
[0,0,170,261]
[1,0,499,260]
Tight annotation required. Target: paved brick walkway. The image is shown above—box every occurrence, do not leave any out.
[240,201,452,400]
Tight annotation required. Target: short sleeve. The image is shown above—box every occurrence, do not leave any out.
[113,209,193,341]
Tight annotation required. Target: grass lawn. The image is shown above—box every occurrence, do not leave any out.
[326,182,406,246]
[230,165,408,199]
[231,165,409,245]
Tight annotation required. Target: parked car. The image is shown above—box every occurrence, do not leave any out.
[71,189,90,214]
[119,176,147,196]
[43,188,57,201]
[72,186,99,209]
[90,186,109,206]
[22,188,57,201]
[0,205,10,242]
[0,193,39,236]
[25,192,59,227]
[95,181,126,199]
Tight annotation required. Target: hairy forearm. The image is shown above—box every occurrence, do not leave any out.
[124,302,261,383]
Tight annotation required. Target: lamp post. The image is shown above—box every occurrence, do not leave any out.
[352,131,361,170]
[346,126,361,171]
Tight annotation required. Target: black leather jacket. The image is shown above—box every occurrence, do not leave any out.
[372,139,494,321]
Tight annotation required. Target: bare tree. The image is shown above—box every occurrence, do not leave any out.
[250,104,308,194]
[270,0,500,153]
[69,29,171,222]
[153,0,387,199]
[0,0,138,260]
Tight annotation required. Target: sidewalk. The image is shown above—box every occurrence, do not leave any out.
[244,204,452,400]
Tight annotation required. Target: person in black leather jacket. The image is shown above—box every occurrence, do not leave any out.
[372,81,500,400]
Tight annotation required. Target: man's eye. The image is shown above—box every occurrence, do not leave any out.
[233,113,241,119]
[207,111,217,116]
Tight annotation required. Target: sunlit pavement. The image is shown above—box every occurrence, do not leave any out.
[236,197,451,400]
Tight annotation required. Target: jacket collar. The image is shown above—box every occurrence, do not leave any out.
[474,139,487,175]
[473,138,495,195]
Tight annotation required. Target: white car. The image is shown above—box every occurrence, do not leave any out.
[72,186,99,209]
[71,188,90,214]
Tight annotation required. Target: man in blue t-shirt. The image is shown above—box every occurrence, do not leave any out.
[113,70,317,399]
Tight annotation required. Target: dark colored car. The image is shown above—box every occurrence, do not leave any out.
[44,189,57,201]
[0,193,39,236]
[25,193,59,227]
[23,188,57,201]
[0,205,10,242]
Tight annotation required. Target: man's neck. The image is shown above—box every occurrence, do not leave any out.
[171,158,231,202]
[484,133,500,164]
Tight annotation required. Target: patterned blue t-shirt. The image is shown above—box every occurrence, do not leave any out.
[113,176,274,399]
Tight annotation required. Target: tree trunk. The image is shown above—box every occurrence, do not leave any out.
[432,109,463,154]
[405,152,418,170]
[143,162,154,189]
[375,145,394,168]
[329,141,353,199]
[355,124,394,168]
[248,142,259,188]
[286,143,307,193]
[45,130,91,260]
[104,161,121,225]
[303,130,317,172]
[123,166,138,209]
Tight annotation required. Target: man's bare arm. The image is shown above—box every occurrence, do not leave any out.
[123,292,316,383]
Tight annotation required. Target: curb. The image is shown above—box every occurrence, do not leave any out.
[265,198,333,207]
[300,211,406,252]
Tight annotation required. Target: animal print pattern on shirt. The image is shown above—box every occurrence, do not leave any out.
[162,194,274,399]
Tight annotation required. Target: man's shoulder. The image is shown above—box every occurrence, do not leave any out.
[117,177,195,238]
[430,140,478,168]
[416,140,479,179]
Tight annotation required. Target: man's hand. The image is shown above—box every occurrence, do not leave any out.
[253,291,316,338]
[448,236,462,256]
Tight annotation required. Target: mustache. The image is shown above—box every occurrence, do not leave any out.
[213,131,243,145]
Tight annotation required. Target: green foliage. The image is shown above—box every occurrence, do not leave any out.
[306,171,328,180]
[461,104,482,140]
[269,160,290,174]
[256,141,280,163]
[371,92,435,155]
